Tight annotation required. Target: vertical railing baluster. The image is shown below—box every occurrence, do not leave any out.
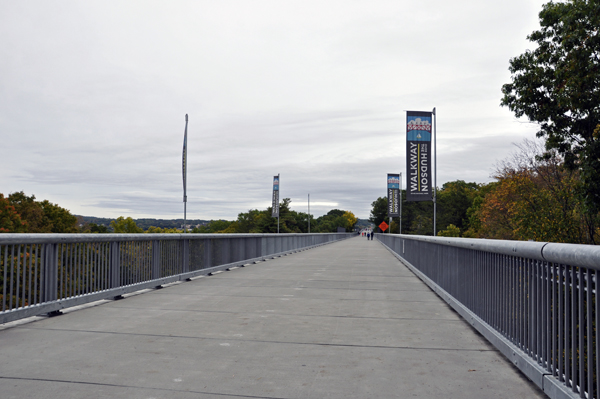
[552,263,557,376]
[27,244,33,307]
[567,265,572,387]
[9,245,15,310]
[595,269,599,399]
[573,265,578,393]
[2,245,7,311]
[580,266,585,397]
[59,243,64,299]
[33,244,38,305]
[559,264,564,382]
[587,268,593,399]
[16,244,22,308]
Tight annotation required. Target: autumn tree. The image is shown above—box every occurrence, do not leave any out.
[0,194,26,233]
[501,0,600,241]
[342,211,358,231]
[7,192,45,232]
[471,139,587,243]
[2,192,78,233]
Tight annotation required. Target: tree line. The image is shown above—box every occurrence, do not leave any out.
[189,199,357,234]
[0,192,79,233]
[1,192,358,234]
[370,139,599,245]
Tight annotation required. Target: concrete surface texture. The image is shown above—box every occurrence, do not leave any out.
[0,237,545,398]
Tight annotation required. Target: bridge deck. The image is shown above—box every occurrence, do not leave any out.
[1,237,544,398]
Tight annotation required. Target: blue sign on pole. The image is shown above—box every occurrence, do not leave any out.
[272,175,280,218]
[387,173,400,217]
[406,111,433,202]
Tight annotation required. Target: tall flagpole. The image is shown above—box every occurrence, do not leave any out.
[277,173,280,234]
[182,114,188,233]
[432,107,437,236]
[308,193,310,233]
[400,172,402,234]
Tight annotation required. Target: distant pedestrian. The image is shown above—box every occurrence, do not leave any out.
[367,232,370,240]
[370,232,374,240]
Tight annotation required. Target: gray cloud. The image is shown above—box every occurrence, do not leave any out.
[1,0,546,221]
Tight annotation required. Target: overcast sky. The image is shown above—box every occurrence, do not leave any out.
[1,0,547,220]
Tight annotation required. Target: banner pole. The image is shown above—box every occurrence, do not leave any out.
[433,107,437,236]
[277,174,280,234]
[182,114,188,233]
[308,193,310,233]
[399,172,402,234]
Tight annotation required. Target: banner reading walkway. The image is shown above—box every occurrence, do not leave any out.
[406,111,432,202]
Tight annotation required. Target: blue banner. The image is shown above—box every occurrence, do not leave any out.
[406,111,432,202]
[387,173,400,217]
[272,175,280,217]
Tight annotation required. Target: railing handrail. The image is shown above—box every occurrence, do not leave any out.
[1,232,355,324]
[378,234,600,269]
[377,233,599,399]
[0,232,351,245]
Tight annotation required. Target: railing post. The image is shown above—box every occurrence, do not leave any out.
[182,239,189,273]
[152,240,161,281]
[203,238,212,269]
[261,237,267,257]
[42,243,58,303]
[109,241,120,289]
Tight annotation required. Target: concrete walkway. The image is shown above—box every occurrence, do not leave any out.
[0,237,545,399]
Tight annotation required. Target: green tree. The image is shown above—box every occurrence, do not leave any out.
[369,197,387,230]
[39,200,78,233]
[90,223,109,233]
[436,181,479,233]
[146,226,182,233]
[501,0,600,242]
[110,217,144,233]
[437,224,461,237]
[326,209,345,218]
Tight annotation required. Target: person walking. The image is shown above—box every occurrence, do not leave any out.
[367,232,370,240]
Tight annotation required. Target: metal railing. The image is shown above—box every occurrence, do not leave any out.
[377,234,600,399]
[0,233,353,324]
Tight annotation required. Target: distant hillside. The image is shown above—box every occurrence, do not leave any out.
[77,216,210,230]
[354,219,373,229]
